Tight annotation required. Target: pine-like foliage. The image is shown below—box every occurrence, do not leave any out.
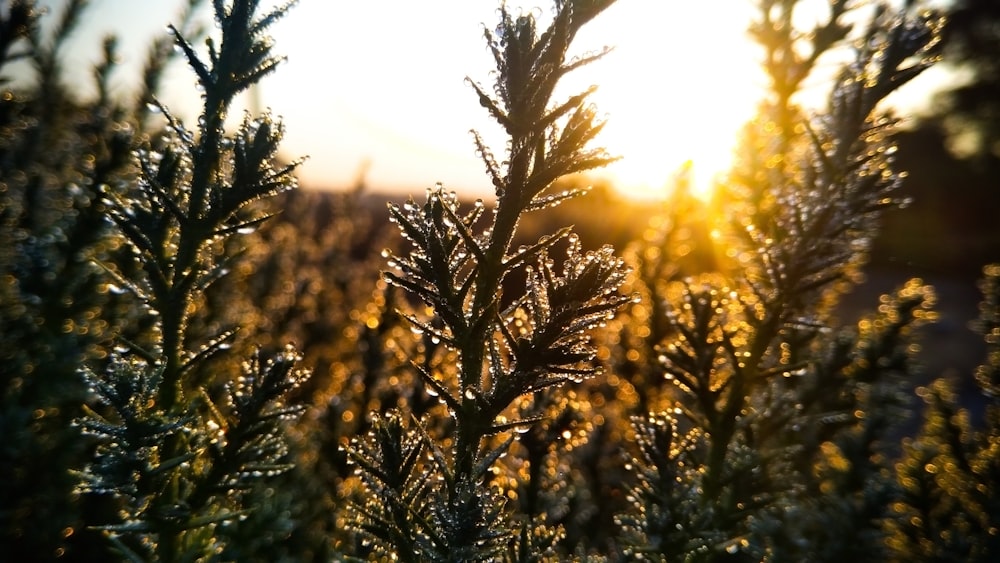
[0,2,127,558]
[345,1,632,560]
[0,1,201,559]
[72,1,309,560]
[204,186,403,558]
[614,1,945,560]
[886,263,1000,561]
[7,0,1000,560]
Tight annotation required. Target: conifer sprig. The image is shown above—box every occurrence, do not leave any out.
[888,264,1000,560]
[617,2,946,559]
[351,1,628,558]
[0,1,36,78]
[75,1,307,559]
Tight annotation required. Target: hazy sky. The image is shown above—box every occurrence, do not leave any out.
[22,0,951,199]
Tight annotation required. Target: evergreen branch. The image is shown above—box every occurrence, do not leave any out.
[178,328,238,378]
[168,24,211,88]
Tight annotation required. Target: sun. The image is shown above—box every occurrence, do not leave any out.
[566,2,766,201]
[256,1,771,198]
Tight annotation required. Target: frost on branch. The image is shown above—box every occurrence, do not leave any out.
[354,1,627,559]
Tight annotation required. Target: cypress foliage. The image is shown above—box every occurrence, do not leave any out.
[7,0,1000,560]
[0,1,130,558]
[886,264,1000,561]
[345,1,632,560]
[70,1,310,559]
[0,1,204,558]
[614,2,945,560]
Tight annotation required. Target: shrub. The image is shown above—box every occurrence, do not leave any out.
[612,2,948,559]
[68,0,310,559]
[5,0,1000,561]
[0,0,200,558]
[344,2,632,559]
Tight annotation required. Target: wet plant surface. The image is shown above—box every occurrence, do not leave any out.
[2,0,999,561]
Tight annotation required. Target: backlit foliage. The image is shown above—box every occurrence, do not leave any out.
[612,2,950,560]
[346,1,633,559]
[0,0,202,558]
[70,1,310,560]
[3,0,1000,561]
[887,264,1000,561]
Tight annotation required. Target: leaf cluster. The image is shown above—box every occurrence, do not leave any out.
[70,1,310,559]
[351,1,631,559]
[614,2,949,560]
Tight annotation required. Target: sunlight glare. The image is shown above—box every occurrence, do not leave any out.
[568,2,764,201]
[260,1,768,198]
[48,0,945,201]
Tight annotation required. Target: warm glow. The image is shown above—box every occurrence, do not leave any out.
[256,2,766,200]
[55,1,942,201]
[566,2,764,201]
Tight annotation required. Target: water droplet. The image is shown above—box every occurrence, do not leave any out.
[106,283,127,295]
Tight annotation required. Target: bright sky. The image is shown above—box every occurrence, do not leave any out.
[24,0,951,200]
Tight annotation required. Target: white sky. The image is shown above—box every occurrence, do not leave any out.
[18,0,952,199]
